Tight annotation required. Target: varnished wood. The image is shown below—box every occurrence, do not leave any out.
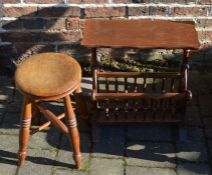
[81,19,200,141]
[15,53,85,169]
[93,92,191,100]
[31,113,65,135]
[18,97,32,166]
[15,52,81,97]
[64,95,81,170]
[82,19,200,49]
[96,71,182,78]
[91,66,192,131]
[36,105,69,134]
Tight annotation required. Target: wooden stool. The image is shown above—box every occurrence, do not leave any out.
[15,52,86,169]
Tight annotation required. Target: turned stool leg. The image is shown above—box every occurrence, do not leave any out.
[18,97,32,166]
[74,87,88,121]
[64,95,81,169]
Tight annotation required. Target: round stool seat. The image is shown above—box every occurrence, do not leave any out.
[15,52,81,97]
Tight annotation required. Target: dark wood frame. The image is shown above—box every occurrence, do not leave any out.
[81,19,200,141]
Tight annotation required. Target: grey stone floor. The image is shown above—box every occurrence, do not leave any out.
[0,71,212,175]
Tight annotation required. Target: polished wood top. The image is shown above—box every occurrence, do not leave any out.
[15,52,81,97]
[81,19,200,50]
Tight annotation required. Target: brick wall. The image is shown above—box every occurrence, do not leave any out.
[0,0,212,73]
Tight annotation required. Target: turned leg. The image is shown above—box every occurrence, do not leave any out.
[64,95,81,170]
[32,103,41,125]
[18,97,32,166]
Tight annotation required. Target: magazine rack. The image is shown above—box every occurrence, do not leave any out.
[81,19,200,140]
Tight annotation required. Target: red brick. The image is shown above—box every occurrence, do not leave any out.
[25,0,64,3]
[196,19,212,28]
[155,0,187,3]
[149,6,168,16]
[84,7,125,18]
[58,44,90,63]
[2,0,20,3]
[67,0,108,3]
[22,18,66,30]
[0,32,42,42]
[3,7,37,17]
[42,31,82,42]
[198,31,212,41]
[66,18,85,30]
[171,7,208,16]
[200,0,212,4]
[38,7,81,17]
[0,30,81,43]
[200,41,212,49]
[15,43,55,55]
[2,19,23,30]
[128,6,149,16]
[113,0,132,2]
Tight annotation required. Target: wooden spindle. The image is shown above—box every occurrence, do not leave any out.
[115,78,118,92]
[161,78,166,93]
[124,77,128,93]
[124,99,129,120]
[106,78,109,92]
[152,78,156,91]
[143,78,147,92]
[105,100,110,120]
[134,77,138,92]
[171,78,175,92]
[114,100,119,120]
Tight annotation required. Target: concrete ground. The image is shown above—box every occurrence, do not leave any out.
[0,71,212,175]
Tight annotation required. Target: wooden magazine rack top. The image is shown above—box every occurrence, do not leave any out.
[81,19,200,50]
[81,19,200,131]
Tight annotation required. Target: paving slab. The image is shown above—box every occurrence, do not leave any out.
[126,141,176,168]
[127,126,173,142]
[0,135,19,175]
[125,166,177,175]
[7,90,23,113]
[188,71,210,95]
[0,112,20,135]
[92,127,125,158]
[207,140,212,158]
[176,140,208,162]
[187,127,205,142]
[54,168,87,175]
[177,163,211,175]
[0,163,18,175]
[89,158,124,175]
[186,106,202,127]
[199,95,212,117]
[203,72,212,93]
[0,103,7,122]
[18,149,56,175]
[0,134,19,157]
[0,76,14,103]
[204,118,212,139]
[1,75,212,175]
[29,126,61,149]
[56,133,91,171]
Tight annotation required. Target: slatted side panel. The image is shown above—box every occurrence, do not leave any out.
[96,72,182,93]
[94,71,185,123]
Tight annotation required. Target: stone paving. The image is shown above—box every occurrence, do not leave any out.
[0,71,212,175]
